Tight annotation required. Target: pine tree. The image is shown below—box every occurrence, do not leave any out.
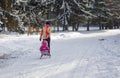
[105,0,120,29]
[53,0,96,31]
[0,0,19,32]
[92,0,110,30]
[105,0,120,16]
[81,0,96,31]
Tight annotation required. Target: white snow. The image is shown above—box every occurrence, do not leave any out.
[0,21,3,24]
[0,29,120,78]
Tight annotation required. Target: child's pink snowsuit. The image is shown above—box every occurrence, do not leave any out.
[40,40,50,54]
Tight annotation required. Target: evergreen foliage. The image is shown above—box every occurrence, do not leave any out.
[0,0,119,32]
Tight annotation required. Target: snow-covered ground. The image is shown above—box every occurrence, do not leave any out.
[0,29,120,78]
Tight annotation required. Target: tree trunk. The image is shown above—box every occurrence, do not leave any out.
[57,21,60,32]
[87,20,90,31]
[63,25,68,31]
[72,24,75,31]
[75,24,79,31]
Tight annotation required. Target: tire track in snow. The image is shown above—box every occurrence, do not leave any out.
[71,38,99,78]
[96,39,120,78]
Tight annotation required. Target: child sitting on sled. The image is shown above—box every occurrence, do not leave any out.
[40,40,51,58]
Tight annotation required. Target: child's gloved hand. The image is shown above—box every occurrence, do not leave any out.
[39,38,41,41]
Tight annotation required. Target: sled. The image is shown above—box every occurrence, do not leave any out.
[40,50,51,59]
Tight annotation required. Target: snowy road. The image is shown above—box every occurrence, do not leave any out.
[0,30,120,78]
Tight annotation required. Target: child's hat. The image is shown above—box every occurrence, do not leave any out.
[42,40,47,45]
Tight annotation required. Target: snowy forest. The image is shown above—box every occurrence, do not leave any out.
[0,0,120,33]
[1,0,120,78]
